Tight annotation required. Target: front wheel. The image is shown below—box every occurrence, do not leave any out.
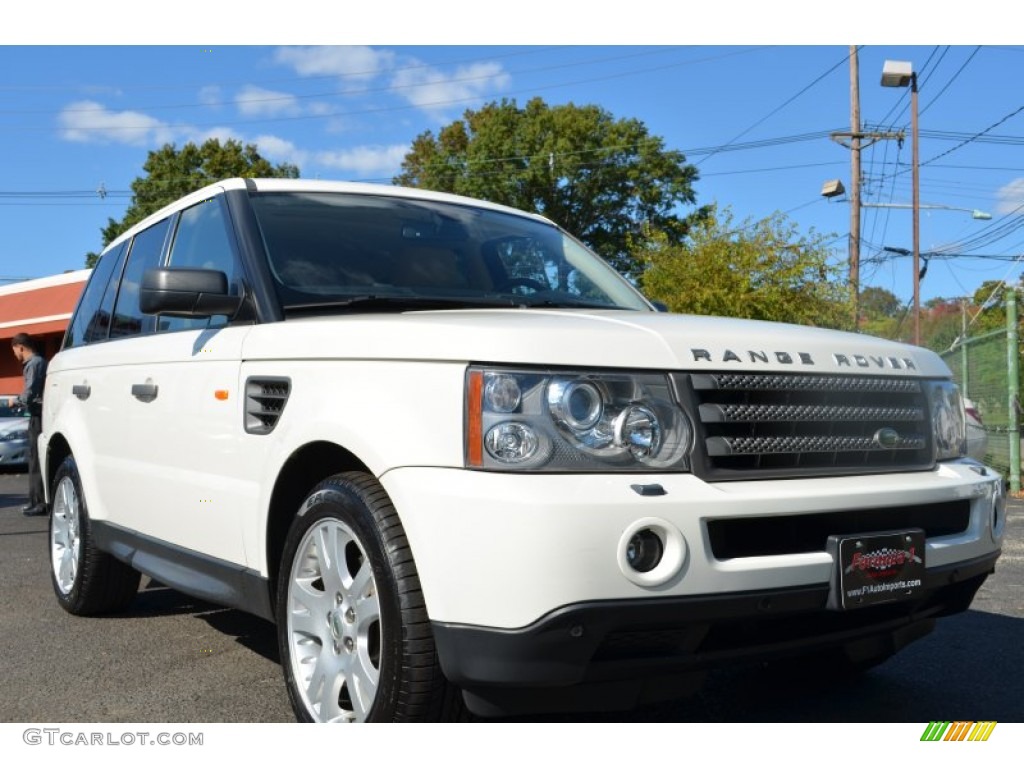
[276,472,462,722]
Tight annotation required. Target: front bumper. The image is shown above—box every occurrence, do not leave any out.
[432,551,996,715]
[379,461,1003,714]
[382,460,1004,628]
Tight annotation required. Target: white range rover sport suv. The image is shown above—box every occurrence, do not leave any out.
[41,178,1004,722]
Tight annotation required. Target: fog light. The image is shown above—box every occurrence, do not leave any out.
[626,528,663,573]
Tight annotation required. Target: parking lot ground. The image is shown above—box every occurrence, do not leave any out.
[1,468,1021,722]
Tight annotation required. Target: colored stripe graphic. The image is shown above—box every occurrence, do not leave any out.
[971,722,997,741]
[945,721,972,740]
[920,721,996,741]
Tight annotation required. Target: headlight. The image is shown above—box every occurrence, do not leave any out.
[465,367,692,471]
[928,380,966,461]
[0,430,27,443]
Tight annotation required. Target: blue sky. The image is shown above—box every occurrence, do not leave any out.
[3,4,1021,316]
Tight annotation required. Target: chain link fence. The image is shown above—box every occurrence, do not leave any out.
[942,330,1014,473]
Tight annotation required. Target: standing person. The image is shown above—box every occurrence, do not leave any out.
[11,333,47,516]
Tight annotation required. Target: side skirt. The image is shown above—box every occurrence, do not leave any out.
[92,520,274,622]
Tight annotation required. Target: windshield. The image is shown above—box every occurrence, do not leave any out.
[0,399,25,418]
[249,192,652,312]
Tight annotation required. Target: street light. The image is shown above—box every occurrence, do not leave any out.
[881,59,920,343]
[862,202,992,220]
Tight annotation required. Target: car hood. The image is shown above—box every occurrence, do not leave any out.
[0,416,28,433]
[241,309,948,377]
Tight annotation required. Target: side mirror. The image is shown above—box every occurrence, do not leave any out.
[650,300,670,313]
[140,268,243,318]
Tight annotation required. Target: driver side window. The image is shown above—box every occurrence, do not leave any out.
[158,197,243,333]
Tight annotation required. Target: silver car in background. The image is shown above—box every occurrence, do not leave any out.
[0,398,29,468]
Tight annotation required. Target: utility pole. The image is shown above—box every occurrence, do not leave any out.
[911,71,921,346]
[831,48,902,331]
[1008,286,1020,495]
[849,46,861,330]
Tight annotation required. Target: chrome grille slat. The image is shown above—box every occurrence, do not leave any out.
[699,403,924,423]
[691,373,922,393]
[706,434,927,457]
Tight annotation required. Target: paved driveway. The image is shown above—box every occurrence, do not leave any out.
[1,468,1021,722]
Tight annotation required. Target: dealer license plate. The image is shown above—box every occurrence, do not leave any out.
[826,529,926,611]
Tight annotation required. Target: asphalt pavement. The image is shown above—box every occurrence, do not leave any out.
[0,467,1021,723]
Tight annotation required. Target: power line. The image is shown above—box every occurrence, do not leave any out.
[0,48,772,134]
[695,46,857,167]
[0,46,574,93]
[918,46,981,117]
[921,104,1024,167]
[0,127,847,206]
[0,46,712,116]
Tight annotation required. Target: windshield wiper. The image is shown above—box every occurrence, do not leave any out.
[514,296,629,310]
[285,295,524,314]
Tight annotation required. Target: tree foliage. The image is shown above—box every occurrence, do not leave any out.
[86,138,299,267]
[855,280,1024,351]
[394,97,708,280]
[859,286,901,319]
[638,205,852,329]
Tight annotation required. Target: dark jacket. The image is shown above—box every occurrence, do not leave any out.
[19,354,47,417]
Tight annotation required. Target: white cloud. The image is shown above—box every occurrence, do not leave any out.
[251,134,309,167]
[188,125,239,145]
[274,46,395,81]
[58,100,178,146]
[391,61,510,118]
[198,85,222,107]
[996,178,1024,214]
[235,85,301,117]
[315,144,408,177]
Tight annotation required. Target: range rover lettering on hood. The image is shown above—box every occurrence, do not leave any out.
[690,348,917,370]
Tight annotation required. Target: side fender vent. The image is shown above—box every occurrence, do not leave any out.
[245,377,291,435]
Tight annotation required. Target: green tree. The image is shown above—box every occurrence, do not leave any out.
[86,138,299,267]
[857,286,904,340]
[394,97,708,280]
[638,205,852,329]
[964,279,1023,336]
[919,298,964,352]
[859,286,901,319]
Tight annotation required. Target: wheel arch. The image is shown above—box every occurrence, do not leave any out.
[265,441,373,596]
[44,432,72,503]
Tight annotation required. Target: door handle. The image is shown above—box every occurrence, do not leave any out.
[131,383,159,402]
[72,384,91,401]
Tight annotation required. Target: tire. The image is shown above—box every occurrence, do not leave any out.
[49,455,141,615]
[276,471,464,722]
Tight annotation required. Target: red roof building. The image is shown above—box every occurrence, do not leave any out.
[0,270,90,395]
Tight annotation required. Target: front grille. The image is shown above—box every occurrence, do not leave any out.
[673,372,934,480]
[706,500,971,559]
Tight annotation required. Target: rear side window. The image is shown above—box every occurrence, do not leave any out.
[64,242,126,349]
[110,218,171,339]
